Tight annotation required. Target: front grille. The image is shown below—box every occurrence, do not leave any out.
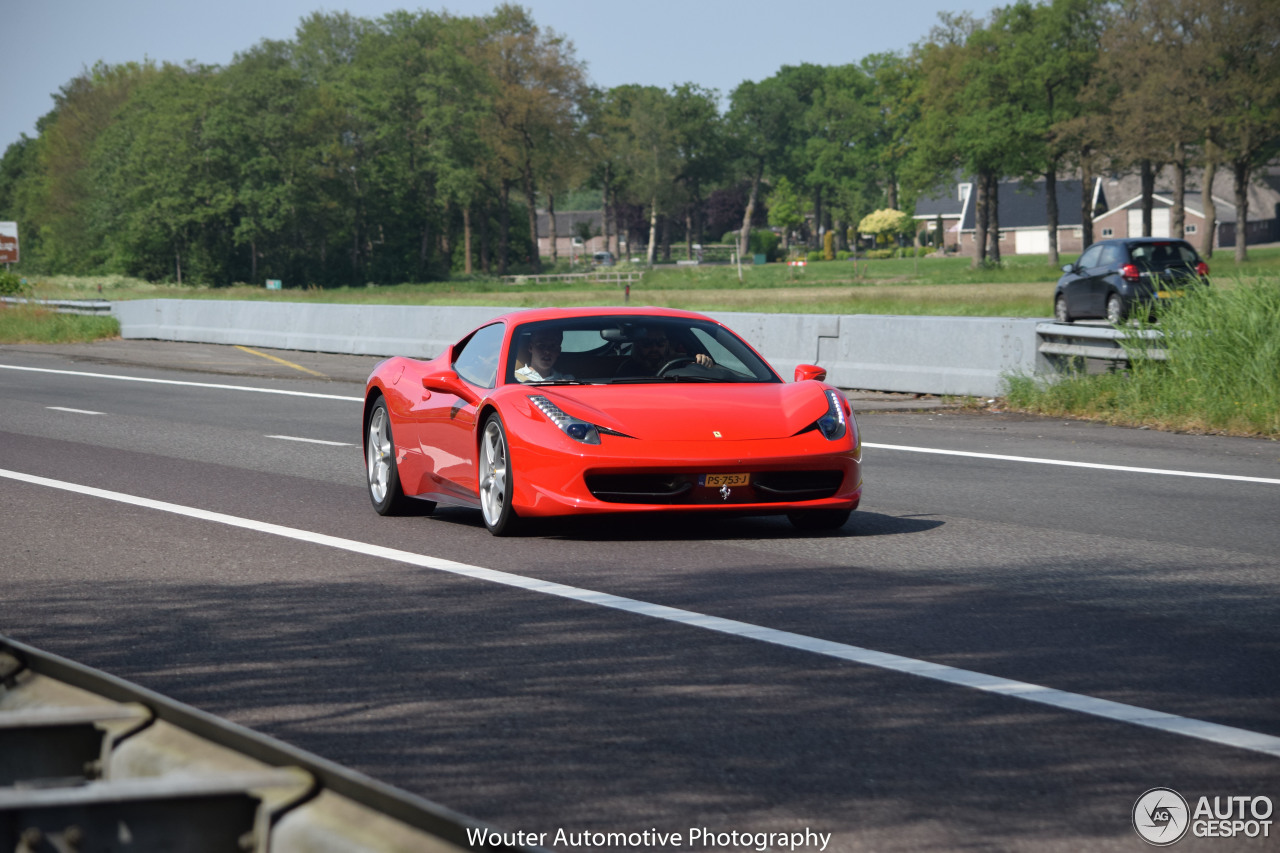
[585,473,694,503]
[585,470,844,505]
[753,470,844,500]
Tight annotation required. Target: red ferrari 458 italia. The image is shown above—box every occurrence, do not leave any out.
[362,307,862,535]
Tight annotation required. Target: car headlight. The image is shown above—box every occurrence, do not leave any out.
[817,389,848,440]
[529,395,601,445]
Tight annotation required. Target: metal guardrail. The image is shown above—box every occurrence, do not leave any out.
[0,297,114,316]
[1036,322,1167,362]
[502,271,642,286]
[0,635,540,853]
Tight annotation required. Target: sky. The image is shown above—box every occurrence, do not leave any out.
[2,0,999,153]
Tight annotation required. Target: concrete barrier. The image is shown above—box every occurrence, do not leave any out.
[817,315,1047,397]
[114,300,510,361]
[112,300,1049,397]
[708,311,841,382]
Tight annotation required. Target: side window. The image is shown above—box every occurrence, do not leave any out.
[1099,244,1124,266]
[452,323,505,389]
[690,328,750,375]
[1078,245,1103,269]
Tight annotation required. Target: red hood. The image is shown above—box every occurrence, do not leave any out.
[535,382,831,441]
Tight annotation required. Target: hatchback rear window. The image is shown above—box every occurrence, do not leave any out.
[1129,242,1198,270]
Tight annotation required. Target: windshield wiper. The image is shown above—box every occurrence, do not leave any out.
[524,379,590,386]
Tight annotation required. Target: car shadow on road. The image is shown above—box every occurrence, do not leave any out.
[426,508,944,542]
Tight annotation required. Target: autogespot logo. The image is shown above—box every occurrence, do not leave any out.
[1134,788,1190,846]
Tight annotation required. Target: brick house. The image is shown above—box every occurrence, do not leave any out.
[914,166,1280,256]
[535,210,610,260]
[914,177,1105,256]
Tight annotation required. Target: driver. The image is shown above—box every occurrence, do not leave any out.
[615,328,714,377]
[515,329,574,382]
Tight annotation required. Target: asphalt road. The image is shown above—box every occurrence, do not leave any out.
[2,340,1278,852]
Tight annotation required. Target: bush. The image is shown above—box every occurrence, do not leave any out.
[748,229,780,262]
[836,251,850,261]
[0,270,27,296]
[823,230,835,261]
[806,251,823,264]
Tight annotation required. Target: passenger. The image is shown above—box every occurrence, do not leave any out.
[615,328,713,377]
[515,328,573,382]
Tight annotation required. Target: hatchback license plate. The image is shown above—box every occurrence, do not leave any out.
[703,473,749,487]
[1157,289,1184,298]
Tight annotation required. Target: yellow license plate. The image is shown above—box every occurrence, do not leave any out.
[704,473,749,487]
[1157,289,1184,298]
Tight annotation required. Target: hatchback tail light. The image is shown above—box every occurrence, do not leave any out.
[1120,263,1141,282]
[1196,261,1209,277]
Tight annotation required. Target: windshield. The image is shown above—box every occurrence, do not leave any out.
[505,316,780,385]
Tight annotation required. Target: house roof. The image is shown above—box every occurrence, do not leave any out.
[1100,167,1279,224]
[952,178,1101,231]
[914,183,968,218]
[917,163,1280,233]
[1092,190,1236,223]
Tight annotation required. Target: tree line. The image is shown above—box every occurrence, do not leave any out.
[1,0,1276,286]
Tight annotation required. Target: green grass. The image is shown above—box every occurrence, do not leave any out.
[1005,277,1280,436]
[0,303,120,344]
[18,246,1278,308]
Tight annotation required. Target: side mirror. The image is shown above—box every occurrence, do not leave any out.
[1061,263,1076,273]
[794,364,827,383]
[422,368,480,406]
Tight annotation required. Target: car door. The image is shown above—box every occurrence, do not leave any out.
[1065,244,1105,317]
[419,322,505,502]
[1086,242,1124,315]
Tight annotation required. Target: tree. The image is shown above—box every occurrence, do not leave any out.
[474,4,586,274]
[1094,0,1200,242]
[1189,0,1280,262]
[28,62,157,273]
[767,177,803,251]
[997,0,1104,266]
[606,85,681,266]
[804,63,878,252]
[207,39,316,284]
[667,83,726,258]
[726,77,794,258]
[93,62,232,284]
[857,208,913,247]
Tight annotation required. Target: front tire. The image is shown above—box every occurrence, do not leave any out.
[1054,294,1073,324]
[478,413,521,536]
[366,398,429,516]
[787,509,852,531]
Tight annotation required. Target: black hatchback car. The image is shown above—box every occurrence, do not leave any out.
[1053,237,1209,324]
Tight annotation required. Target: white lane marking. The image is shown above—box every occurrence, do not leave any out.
[863,442,1280,486]
[0,364,362,402]
[47,407,105,416]
[6,362,1273,485]
[267,435,353,447]
[3,466,1279,760]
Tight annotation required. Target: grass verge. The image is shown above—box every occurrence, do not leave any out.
[1004,278,1280,436]
[0,302,120,344]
